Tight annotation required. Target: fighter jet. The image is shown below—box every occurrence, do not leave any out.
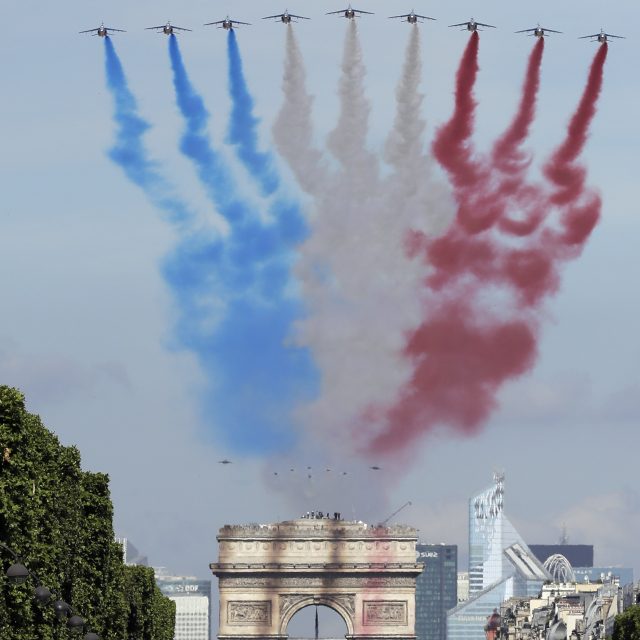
[370,465,382,470]
[389,10,435,24]
[218,459,232,465]
[516,24,561,38]
[579,29,625,43]
[449,18,496,31]
[79,23,126,37]
[204,17,251,30]
[262,10,310,24]
[145,22,192,35]
[327,5,374,19]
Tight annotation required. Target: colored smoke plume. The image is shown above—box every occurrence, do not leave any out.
[272,25,328,195]
[363,39,607,457]
[164,34,317,452]
[274,23,454,455]
[227,30,280,196]
[103,37,194,226]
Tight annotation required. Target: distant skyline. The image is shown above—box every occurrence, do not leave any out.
[1,0,638,602]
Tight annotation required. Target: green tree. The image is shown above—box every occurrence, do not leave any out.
[614,605,640,640]
[0,385,175,639]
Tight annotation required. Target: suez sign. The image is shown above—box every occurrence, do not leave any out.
[419,552,439,559]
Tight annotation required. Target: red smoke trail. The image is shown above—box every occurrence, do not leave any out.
[432,32,483,191]
[542,43,608,249]
[362,42,608,457]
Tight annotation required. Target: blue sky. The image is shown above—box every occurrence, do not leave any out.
[1,0,639,629]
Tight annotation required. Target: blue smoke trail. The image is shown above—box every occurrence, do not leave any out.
[103,37,193,225]
[226,30,280,196]
[163,35,318,452]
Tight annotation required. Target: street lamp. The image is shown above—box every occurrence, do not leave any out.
[1,541,101,640]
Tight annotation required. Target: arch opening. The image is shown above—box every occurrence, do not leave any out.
[285,603,349,639]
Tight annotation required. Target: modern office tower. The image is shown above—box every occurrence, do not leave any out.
[529,544,594,568]
[447,473,550,640]
[155,569,212,640]
[415,544,458,640]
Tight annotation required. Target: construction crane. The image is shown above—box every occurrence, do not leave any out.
[379,500,412,526]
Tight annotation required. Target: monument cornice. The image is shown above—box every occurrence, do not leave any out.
[210,563,424,576]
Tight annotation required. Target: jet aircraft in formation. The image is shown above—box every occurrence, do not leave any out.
[516,24,562,38]
[327,5,374,19]
[145,22,192,35]
[79,23,125,37]
[579,29,625,43]
[204,16,251,30]
[80,14,626,45]
[449,18,496,31]
[389,10,435,24]
[262,10,310,24]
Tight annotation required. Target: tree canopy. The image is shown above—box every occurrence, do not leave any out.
[0,385,175,640]
[614,605,640,640]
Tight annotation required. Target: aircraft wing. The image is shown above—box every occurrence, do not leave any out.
[448,22,469,27]
[289,14,310,19]
[232,21,252,26]
[262,14,284,19]
[172,26,192,31]
[204,20,225,25]
[578,33,601,38]
[515,28,535,33]
[388,14,411,18]
[354,9,374,14]
[416,14,436,20]
[541,27,562,33]
[79,28,99,33]
[476,22,496,28]
[106,27,126,32]
[607,33,626,38]
[326,9,347,14]
[145,25,166,30]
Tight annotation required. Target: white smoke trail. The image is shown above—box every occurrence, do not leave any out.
[272,25,328,195]
[273,24,455,459]
[384,24,455,237]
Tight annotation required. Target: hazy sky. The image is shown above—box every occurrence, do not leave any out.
[1,1,639,632]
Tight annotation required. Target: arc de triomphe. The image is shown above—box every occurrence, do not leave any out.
[210,516,423,640]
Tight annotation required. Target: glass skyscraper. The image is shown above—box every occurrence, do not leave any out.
[416,544,458,640]
[447,473,549,640]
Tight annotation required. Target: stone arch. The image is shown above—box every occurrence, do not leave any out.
[280,595,354,637]
[211,518,423,640]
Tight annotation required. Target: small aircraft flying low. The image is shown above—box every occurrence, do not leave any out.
[263,10,310,24]
[145,22,192,35]
[516,24,562,38]
[449,18,496,32]
[79,23,126,37]
[327,5,374,19]
[389,10,435,24]
[204,16,252,30]
[579,29,625,44]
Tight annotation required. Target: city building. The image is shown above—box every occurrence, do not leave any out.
[498,579,626,640]
[115,537,148,566]
[415,543,458,640]
[155,569,212,640]
[457,572,470,603]
[447,473,550,640]
[529,544,594,568]
[573,566,634,587]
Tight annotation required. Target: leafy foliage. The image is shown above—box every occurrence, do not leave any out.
[614,605,640,640]
[0,386,175,639]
